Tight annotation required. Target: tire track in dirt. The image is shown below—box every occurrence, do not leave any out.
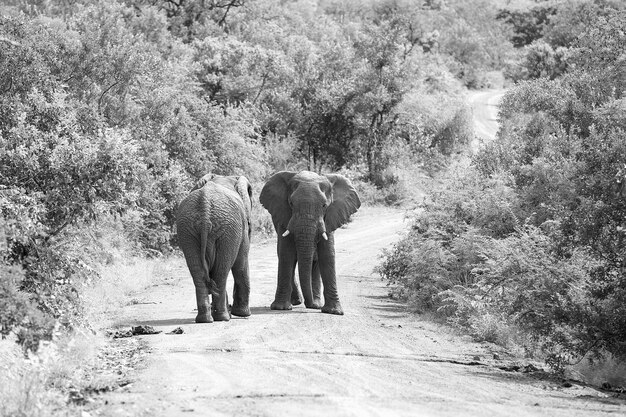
[98,207,625,416]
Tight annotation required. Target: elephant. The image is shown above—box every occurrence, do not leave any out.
[176,174,252,323]
[260,170,361,315]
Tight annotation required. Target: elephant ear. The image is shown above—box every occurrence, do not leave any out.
[259,171,297,230]
[191,173,214,191]
[235,176,253,223]
[324,174,361,233]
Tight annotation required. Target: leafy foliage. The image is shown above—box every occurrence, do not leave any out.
[498,0,625,82]
[0,0,504,353]
[381,6,626,368]
[496,5,556,48]
[378,165,520,309]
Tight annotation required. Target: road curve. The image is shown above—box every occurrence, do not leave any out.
[98,205,625,416]
[467,89,506,152]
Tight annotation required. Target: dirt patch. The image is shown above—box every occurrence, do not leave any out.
[68,336,149,411]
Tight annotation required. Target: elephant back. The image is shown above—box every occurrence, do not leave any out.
[177,182,247,241]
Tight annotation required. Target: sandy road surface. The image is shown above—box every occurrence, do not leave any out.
[468,89,506,147]
[99,206,625,417]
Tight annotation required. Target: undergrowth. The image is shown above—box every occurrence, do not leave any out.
[0,216,175,415]
[379,158,626,385]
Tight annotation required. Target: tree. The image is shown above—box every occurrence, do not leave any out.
[496,5,556,48]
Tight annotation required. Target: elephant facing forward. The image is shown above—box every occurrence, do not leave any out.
[177,174,252,323]
[260,171,361,315]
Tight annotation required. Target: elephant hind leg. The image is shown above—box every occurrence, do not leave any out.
[195,285,214,323]
[231,244,251,317]
[184,260,213,323]
[210,239,238,322]
[179,235,214,323]
[210,268,232,322]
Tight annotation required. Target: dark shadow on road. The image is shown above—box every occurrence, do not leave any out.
[363,294,408,315]
[469,367,626,407]
[250,306,316,315]
[363,294,391,300]
[129,318,196,327]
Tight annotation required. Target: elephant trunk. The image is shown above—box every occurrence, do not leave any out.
[293,217,320,306]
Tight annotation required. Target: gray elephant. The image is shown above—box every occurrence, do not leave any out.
[260,171,361,315]
[177,174,252,323]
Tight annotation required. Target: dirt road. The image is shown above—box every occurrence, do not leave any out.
[467,89,506,148]
[99,205,625,417]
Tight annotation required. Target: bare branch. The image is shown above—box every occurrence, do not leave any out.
[98,81,121,114]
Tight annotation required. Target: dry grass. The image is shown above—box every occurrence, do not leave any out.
[0,333,99,417]
[82,256,178,328]
[572,353,626,389]
[0,328,145,417]
[0,222,177,416]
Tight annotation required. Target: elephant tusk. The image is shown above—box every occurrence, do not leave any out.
[282,230,290,237]
[322,232,328,241]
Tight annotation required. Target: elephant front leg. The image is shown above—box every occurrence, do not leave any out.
[317,234,343,315]
[271,237,297,310]
[309,260,323,309]
[290,276,303,306]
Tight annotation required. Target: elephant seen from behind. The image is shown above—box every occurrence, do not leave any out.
[177,174,253,323]
[260,171,361,315]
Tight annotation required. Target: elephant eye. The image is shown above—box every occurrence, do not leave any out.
[322,203,327,208]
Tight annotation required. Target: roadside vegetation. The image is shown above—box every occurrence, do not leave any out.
[3,0,624,412]
[0,0,511,413]
[379,0,626,385]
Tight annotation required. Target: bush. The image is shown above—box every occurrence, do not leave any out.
[378,164,520,311]
[379,230,489,312]
[0,120,145,350]
[0,264,56,353]
[442,226,602,370]
[383,10,626,370]
[336,166,416,207]
[519,41,570,80]
[397,90,474,158]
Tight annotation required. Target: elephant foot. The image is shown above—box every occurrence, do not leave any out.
[270,300,293,310]
[291,294,303,306]
[231,305,251,317]
[305,299,323,309]
[212,310,231,321]
[196,312,214,323]
[322,302,344,315]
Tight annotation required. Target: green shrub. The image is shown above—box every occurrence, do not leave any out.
[519,41,570,80]
[379,228,491,312]
[442,226,603,371]
[496,5,556,48]
[378,164,520,310]
[476,80,626,362]
[383,9,626,369]
[0,264,56,353]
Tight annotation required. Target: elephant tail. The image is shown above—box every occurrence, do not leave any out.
[200,223,220,297]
